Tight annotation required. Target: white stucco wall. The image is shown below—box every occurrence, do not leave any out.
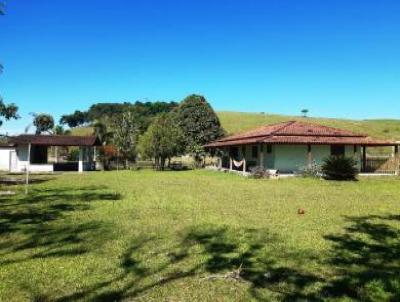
[310,145,330,166]
[225,144,363,173]
[15,145,29,172]
[272,144,361,173]
[0,148,13,171]
[273,145,309,172]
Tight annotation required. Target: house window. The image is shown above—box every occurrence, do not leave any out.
[266,144,272,154]
[252,146,258,158]
[331,145,345,156]
[242,146,246,157]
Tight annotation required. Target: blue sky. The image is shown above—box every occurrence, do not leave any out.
[1,0,400,133]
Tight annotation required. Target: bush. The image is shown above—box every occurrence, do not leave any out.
[249,166,270,179]
[300,161,322,178]
[299,161,322,178]
[321,156,358,181]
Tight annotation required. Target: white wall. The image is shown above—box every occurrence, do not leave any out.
[0,148,13,171]
[310,145,331,166]
[29,164,54,172]
[15,145,29,172]
[273,144,361,173]
[273,145,309,172]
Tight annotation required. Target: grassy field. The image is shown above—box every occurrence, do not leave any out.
[217,111,400,140]
[72,111,400,141]
[1,170,399,301]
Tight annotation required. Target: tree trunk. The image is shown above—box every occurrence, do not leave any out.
[160,157,166,171]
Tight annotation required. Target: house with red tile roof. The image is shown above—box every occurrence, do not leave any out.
[205,121,399,174]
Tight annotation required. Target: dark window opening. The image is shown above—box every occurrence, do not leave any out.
[30,145,48,164]
[266,144,272,154]
[251,146,258,158]
[229,146,239,160]
[242,146,246,157]
[331,145,345,156]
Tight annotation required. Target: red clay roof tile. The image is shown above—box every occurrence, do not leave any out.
[205,121,396,147]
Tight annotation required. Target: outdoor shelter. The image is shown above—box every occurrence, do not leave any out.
[0,135,101,173]
[205,121,400,174]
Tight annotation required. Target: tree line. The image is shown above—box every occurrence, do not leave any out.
[61,95,225,170]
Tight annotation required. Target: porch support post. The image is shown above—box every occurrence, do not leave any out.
[93,146,97,162]
[229,157,233,171]
[395,145,399,176]
[307,144,312,168]
[55,146,58,163]
[243,158,246,173]
[25,143,31,195]
[259,144,264,168]
[362,146,367,172]
[78,146,83,173]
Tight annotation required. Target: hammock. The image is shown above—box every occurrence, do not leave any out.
[232,159,245,168]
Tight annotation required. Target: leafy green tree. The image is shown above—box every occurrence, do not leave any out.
[93,121,112,145]
[0,97,18,127]
[32,113,55,134]
[54,125,71,135]
[111,111,139,167]
[301,109,309,118]
[138,113,184,170]
[59,110,89,128]
[0,4,19,128]
[176,94,224,166]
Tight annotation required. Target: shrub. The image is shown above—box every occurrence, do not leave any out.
[321,156,358,181]
[300,161,322,178]
[249,166,270,179]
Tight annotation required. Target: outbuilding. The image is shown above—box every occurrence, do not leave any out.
[0,135,101,173]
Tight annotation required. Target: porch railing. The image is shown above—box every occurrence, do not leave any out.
[363,156,399,174]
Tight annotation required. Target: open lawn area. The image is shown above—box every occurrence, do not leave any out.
[1,171,400,301]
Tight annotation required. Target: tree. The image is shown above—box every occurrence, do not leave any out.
[32,113,55,134]
[111,111,139,167]
[0,97,18,127]
[54,125,71,135]
[0,4,19,128]
[301,109,309,118]
[176,94,224,166]
[93,121,112,145]
[138,113,184,170]
[59,110,89,128]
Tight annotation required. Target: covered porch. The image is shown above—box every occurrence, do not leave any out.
[210,143,400,175]
[9,135,101,173]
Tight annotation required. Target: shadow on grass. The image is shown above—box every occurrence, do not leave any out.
[321,214,400,301]
[55,214,400,301]
[56,226,322,301]
[0,186,121,265]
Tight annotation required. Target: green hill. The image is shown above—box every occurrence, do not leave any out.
[218,111,400,141]
[71,111,400,141]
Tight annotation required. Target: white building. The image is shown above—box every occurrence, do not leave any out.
[205,121,399,174]
[0,135,100,173]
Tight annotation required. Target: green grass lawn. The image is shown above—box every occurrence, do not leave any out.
[1,171,399,301]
